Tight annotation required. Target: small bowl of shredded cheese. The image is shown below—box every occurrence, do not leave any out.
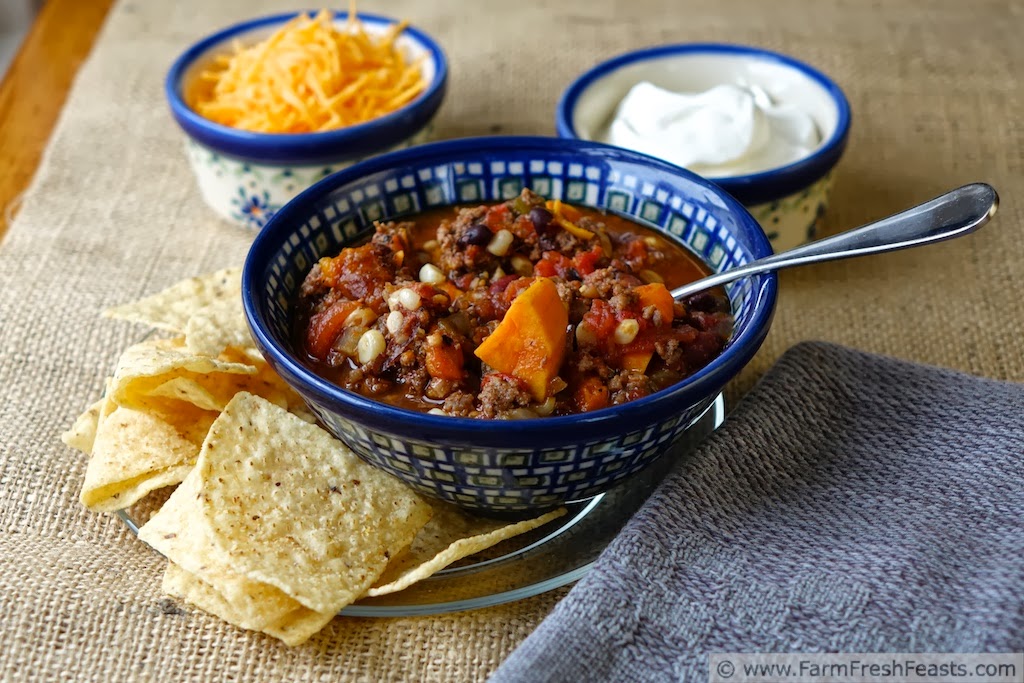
[166,9,447,230]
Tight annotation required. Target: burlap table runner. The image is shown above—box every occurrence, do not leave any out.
[0,0,1019,680]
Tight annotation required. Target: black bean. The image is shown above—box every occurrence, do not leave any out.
[529,207,554,232]
[458,223,492,247]
[565,267,581,281]
[684,291,729,313]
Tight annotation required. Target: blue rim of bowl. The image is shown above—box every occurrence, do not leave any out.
[165,10,449,165]
[555,43,852,206]
[243,136,777,447]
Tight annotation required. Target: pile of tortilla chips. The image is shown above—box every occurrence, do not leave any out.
[62,269,566,645]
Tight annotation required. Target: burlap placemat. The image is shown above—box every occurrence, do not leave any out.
[0,0,1019,680]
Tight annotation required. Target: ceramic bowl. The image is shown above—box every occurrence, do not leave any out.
[242,136,777,513]
[557,43,851,252]
[166,11,447,231]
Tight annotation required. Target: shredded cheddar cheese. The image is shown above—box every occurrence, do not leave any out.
[188,8,426,134]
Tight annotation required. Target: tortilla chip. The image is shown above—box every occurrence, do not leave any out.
[61,398,105,455]
[145,376,230,412]
[366,504,567,597]
[198,393,432,615]
[185,295,255,357]
[103,268,241,334]
[79,397,215,511]
[219,347,308,414]
[140,469,305,630]
[162,563,333,647]
[109,337,255,413]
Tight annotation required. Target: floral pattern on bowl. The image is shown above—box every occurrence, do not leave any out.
[748,171,834,252]
[186,124,434,230]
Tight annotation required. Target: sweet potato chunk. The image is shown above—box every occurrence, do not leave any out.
[474,278,568,401]
[620,283,677,372]
[635,283,675,325]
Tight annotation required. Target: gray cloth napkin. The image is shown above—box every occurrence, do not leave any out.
[490,342,1024,683]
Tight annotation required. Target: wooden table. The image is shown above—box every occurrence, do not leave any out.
[0,0,115,240]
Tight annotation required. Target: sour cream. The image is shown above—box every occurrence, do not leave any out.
[602,82,821,177]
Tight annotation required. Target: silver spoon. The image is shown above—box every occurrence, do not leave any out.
[670,183,999,301]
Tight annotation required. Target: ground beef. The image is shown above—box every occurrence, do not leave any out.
[552,277,580,317]
[442,390,477,417]
[572,350,614,380]
[476,373,533,418]
[579,267,644,300]
[608,370,651,405]
[371,220,414,253]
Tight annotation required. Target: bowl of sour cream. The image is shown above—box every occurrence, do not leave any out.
[556,43,851,251]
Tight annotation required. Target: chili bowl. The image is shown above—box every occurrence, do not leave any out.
[557,43,851,252]
[166,10,448,231]
[243,136,776,513]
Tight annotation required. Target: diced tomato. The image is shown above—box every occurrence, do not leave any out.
[533,259,556,278]
[625,237,649,264]
[581,299,618,341]
[305,300,359,360]
[572,246,604,275]
[500,276,534,306]
[484,204,512,230]
[621,334,657,356]
[534,251,572,278]
[510,214,537,240]
[534,247,603,278]
[426,343,464,381]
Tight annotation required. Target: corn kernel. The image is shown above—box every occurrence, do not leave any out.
[614,318,640,345]
[356,329,386,364]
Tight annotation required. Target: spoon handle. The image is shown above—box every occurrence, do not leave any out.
[670,182,999,301]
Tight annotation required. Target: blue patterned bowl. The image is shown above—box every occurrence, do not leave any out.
[243,137,777,513]
[166,10,447,230]
[557,43,851,252]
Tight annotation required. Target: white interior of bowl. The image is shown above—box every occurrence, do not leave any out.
[180,15,437,97]
[571,51,840,159]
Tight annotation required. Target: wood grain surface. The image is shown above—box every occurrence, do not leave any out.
[0,0,115,239]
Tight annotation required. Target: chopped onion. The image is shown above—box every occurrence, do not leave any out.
[487,229,514,256]
[511,255,534,276]
[535,397,557,416]
[638,269,664,284]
